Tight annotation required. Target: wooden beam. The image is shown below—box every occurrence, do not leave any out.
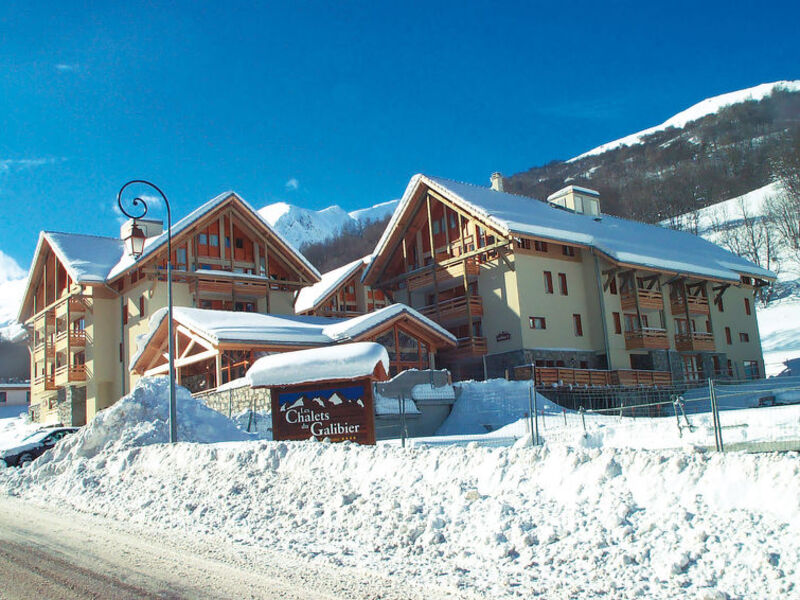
[145,348,219,376]
[425,194,442,323]
[498,247,515,272]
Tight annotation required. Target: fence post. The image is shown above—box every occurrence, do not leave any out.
[528,383,538,445]
[399,393,407,448]
[708,378,724,451]
[579,406,587,437]
[672,396,682,437]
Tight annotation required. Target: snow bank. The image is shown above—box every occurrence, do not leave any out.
[2,437,798,598]
[39,378,252,465]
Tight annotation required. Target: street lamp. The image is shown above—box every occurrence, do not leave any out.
[117,180,177,443]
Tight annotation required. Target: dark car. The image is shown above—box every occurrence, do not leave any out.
[0,427,79,467]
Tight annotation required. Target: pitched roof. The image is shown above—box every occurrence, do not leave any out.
[294,256,370,314]
[364,174,776,284]
[130,304,456,372]
[107,191,320,282]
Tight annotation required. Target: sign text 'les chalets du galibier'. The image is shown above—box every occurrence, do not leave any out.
[271,382,376,445]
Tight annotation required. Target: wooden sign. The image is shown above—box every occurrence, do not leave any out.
[496,331,511,342]
[271,378,376,445]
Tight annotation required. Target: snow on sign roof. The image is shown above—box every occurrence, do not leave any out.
[246,342,389,388]
[295,256,369,314]
[366,174,775,284]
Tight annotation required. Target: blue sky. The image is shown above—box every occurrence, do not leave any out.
[1,0,798,270]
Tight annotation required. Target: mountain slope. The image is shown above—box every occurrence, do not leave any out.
[258,199,398,250]
[506,80,800,224]
[0,250,28,341]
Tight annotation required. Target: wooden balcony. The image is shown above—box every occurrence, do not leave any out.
[670,295,710,315]
[440,336,487,358]
[54,364,88,386]
[621,288,664,311]
[34,343,55,360]
[55,330,88,350]
[675,332,716,352]
[33,375,56,393]
[420,296,483,324]
[531,367,673,387]
[407,258,479,292]
[34,312,56,331]
[624,328,670,350]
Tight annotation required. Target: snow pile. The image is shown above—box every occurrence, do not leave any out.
[437,379,564,436]
[2,437,798,598]
[40,378,251,464]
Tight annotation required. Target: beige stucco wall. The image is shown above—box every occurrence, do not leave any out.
[479,256,523,354]
[709,285,763,377]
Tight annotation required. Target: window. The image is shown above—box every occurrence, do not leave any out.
[119,343,124,362]
[573,314,583,336]
[139,295,146,318]
[529,317,546,329]
[534,240,548,252]
[543,271,553,294]
[744,298,751,315]
[449,214,457,229]
[235,238,244,249]
[209,234,219,247]
[609,277,617,295]
[558,273,568,295]
[176,248,187,266]
[562,245,576,257]
[613,312,622,334]
[225,237,231,248]
[727,359,734,377]
[0,392,6,403]
[725,327,732,345]
[743,360,759,379]
[432,220,440,234]
[122,304,128,325]
[739,332,750,343]
[579,361,589,369]
[198,233,208,245]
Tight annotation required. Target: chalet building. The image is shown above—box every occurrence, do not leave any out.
[362,174,774,384]
[18,191,321,425]
[295,256,391,318]
[130,304,456,390]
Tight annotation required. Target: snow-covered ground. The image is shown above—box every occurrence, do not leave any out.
[2,378,799,598]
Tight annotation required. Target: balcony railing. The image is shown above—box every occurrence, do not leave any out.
[407,258,479,292]
[33,375,56,392]
[675,332,716,352]
[624,328,670,350]
[531,367,672,387]
[621,288,664,311]
[55,329,88,349]
[419,296,483,323]
[54,364,88,386]
[670,295,710,315]
[441,336,487,358]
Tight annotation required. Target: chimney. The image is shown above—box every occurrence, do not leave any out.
[490,172,504,192]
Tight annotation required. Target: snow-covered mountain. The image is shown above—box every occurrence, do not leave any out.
[259,199,398,250]
[569,80,800,161]
[0,251,28,341]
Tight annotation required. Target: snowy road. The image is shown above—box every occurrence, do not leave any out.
[0,496,466,600]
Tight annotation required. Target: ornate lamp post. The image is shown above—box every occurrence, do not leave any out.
[117,180,177,443]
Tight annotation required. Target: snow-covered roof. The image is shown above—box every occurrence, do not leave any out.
[322,303,457,344]
[295,256,369,314]
[108,191,320,282]
[44,231,124,283]
[130,303,455,372]
[364,174,775,284]
[246,342,389,387]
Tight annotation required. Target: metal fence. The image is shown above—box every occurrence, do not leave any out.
[414,376,800,452]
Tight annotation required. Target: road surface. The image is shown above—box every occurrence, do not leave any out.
[0,496,468,600]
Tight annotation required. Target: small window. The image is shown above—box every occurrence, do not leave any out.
[744,298,751,316]
[122,304,128,325]
[235,238,244,249]
[449,214,457,229]
[198,233,208,245]
[529,317,546,330]
[613,312,622,334]
[543,271,553,294]
[609,277,617,295]
[534,240,548,252]
[562,245,576,257]
[176,248,187,265]
[209,234,219,247]
[139,295,146,318]
[573,314,583,336]
[739,332,750,343]
[0,392,6,403]
[432,220,440,234]
[225,237,231,248]
[558,273,568,295]
[579,360,588,369]
[725,327,732,345]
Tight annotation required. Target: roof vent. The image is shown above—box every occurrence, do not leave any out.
[490,172,504,192]
[546,185,600,216]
